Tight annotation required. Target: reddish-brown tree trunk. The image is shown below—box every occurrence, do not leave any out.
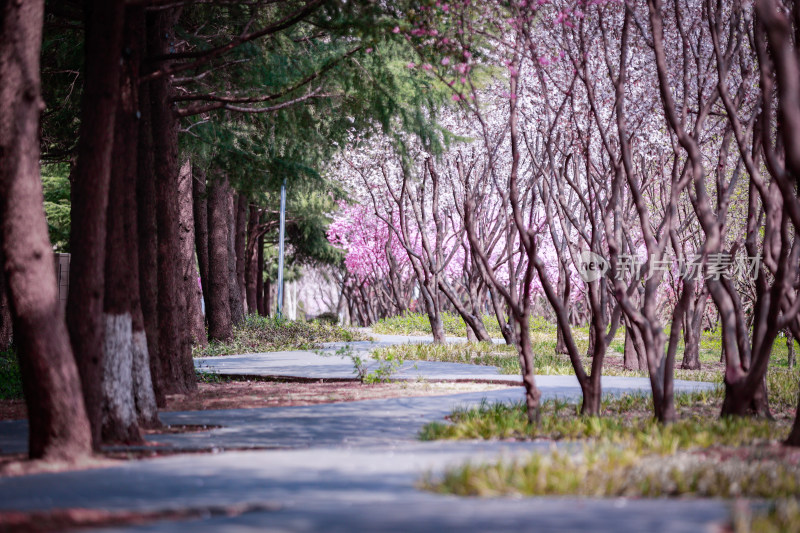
[0,266,12,351]
[177,160,206,346]
[244,205,260,313]
[67,0,126,449]
[193,167,211,321]
[235,194,248,314]
[101,7,160,443]
[122,31,159,427]
[206,174,233,340]
[0,0,92,460]
[256,234,265,316]
[227,190,245,325]
[149,9,195,394]
[136,71,165,408]
[103,85,143,444]
[264,275,272,317]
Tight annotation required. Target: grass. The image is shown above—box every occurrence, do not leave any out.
[193,315,367,357]
[0,348,22,400]
[743,500,800,533]
[421,388,800,500]
[372,342,521,374]
[373,312,507,338]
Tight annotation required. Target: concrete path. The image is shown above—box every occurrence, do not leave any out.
[0,334,728,532]
[195,333,514,382]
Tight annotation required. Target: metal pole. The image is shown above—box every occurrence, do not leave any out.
[276,178,286,319]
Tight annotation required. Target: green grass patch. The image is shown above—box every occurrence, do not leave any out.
[421,390,800,500]
[0,348,22,400]
[742,499,800,533]
[372,342,520,374]
[373,312,506,338]
[193,315,367,357]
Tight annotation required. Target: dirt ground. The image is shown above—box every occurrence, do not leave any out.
[164,378,512,412]
[0,379,512,422]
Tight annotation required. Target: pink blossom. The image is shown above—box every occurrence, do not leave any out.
[441,57,451,66]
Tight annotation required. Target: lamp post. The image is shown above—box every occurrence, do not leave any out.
[276,178,286,319]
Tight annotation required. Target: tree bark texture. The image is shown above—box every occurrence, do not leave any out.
[235,194,248,314]
[102,31,146,443]
[226,190,245,325]
[66,0,126,450]
[0,0,92,460]
[149,9,195,394]
[103,6,159,437]
[136,72,165,407]
[244,205,260,313]
[192,167,211,322]
[177,159,206,346]
[0,265,12,350]
[256,234,265,316]
[206,174,233,340]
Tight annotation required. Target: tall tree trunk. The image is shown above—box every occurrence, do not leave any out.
[116,8,158,429]
[193,167,211,321]
[102,8,155,444]
[788,332,796,370]
[681,292,707,370]
[227,190,245,325]
[149,9,195,395]
[0,0,92,460]
[177,159,206,347]
[555,265,570,354]
[235,194,248,314]
[0,266,12,351]
[245,205,260,313]
[265,277,273,318]
[67,0,126,450]
[136,70,165,408]
[206,174,233,340]
[256,235,265,316]
[681,322,702,370]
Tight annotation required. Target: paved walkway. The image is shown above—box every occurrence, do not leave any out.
[0,335,729,532]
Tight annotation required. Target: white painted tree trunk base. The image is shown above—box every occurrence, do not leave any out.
[132,329,160,428]
[102,313,141,442]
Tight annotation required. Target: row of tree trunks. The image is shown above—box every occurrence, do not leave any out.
[0,0,93,460]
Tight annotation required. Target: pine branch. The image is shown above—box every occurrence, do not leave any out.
[143,0,326,81]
